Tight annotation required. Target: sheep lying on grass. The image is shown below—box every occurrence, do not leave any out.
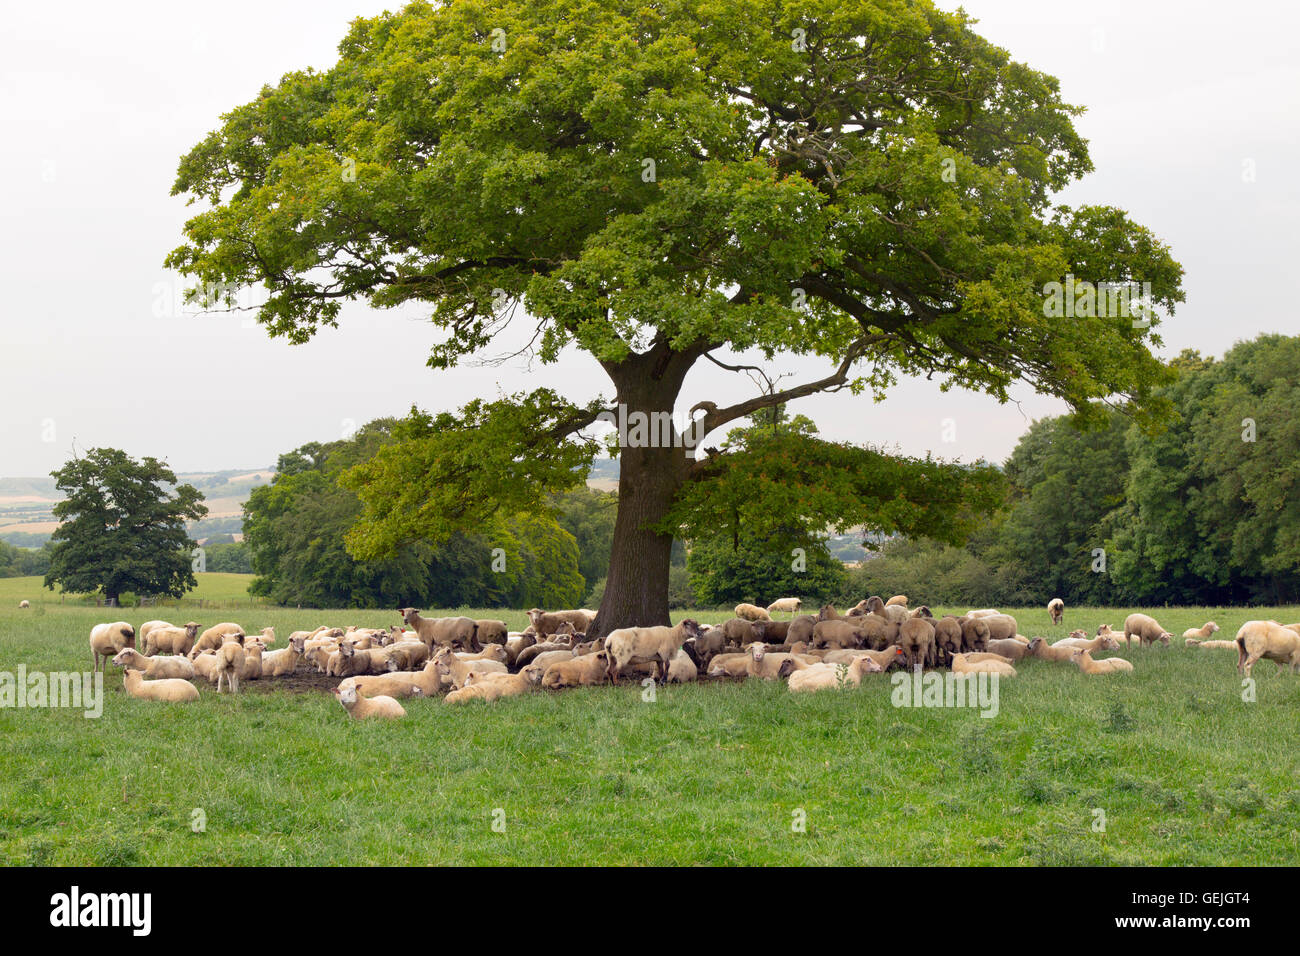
[746,642,809,680]
[431,647,507,690]
[1186,638,1238,650]
[951,653,1016,677]
[111,648,194,681]
[343,661,441,699]
[260,639,303,677]
[120,668,199,703]
[1072,649,1134,674]
[445,666,546,704]
[785,655,883,692]
[333,683,405,719]
[542,651,611,689]
[1182,621,1220,640]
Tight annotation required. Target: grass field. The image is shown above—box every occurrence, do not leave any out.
[1,574,1298,865]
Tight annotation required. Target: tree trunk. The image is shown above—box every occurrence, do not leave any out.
[588,343,700,640]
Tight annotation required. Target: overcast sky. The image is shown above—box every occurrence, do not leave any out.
[2,0,1296,478]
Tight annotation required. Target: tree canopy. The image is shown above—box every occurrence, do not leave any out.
[169,0,1183,630]
[44,448,208,604]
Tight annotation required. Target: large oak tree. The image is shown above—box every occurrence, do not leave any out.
[168,0,1182,635]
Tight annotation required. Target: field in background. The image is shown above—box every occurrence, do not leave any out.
[1,574,1298,865]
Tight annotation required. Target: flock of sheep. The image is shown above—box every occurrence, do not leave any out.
[72,594,1300,718]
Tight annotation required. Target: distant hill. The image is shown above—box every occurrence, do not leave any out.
[0,462,622,547]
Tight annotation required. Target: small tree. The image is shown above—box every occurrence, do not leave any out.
[44,449,208,604]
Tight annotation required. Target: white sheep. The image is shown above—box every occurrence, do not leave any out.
[951,653,1017,677]
[111,648,195,680]
[1072,649,1134,675]
[733,603,771,622]
[765,597,802,617]
[1047,597,1064,624]
[787,656,883,693]
[120,668,199,703]
[333,683,405,719]
[1235,620,1300,676]
[1181,621,1220,640]
[605,619,703,682]
[18,600,30,609]
[90,622,136,673]
[1124,613,1172,647]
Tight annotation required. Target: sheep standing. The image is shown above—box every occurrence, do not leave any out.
[765,597,801,618]
[89,622,136,673]
[18,600,30,609]
[885,595,909,608]
[213,638,245,694]
[605,619,702,682]
[525,607,597,637]
[1235,620,1300,677]
[1047,598,1064,625]
[145,622,200,657]
[1124,613,1172,648]
[899,616,936,670]
[400,608,479,650]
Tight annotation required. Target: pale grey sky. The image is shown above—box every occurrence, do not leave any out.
[2,0,1296,477]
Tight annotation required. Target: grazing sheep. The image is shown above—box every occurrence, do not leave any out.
[1124,613,1172,648]
[734,603,771,622]
[333,683,405,719]
[979,614,1019,642]
[605,619,703,682]
[1235,620,1300,676]
[933,617,964,664]
[445,665,546,704]
[766,597,802,617]
[111,648,195,680]
[400,608,479,651]
[786,656,883,692]
[1072,649,1134,675]
[475,620,509,645]
[525,607,597,637]
[145,622,200,657]
[1182,621,1221,641]
[18,600,30,609]
[542,650,611,689]
[885,595,909,607]
[898,615,936,670]
[90,622,136,673]
[985,638,1032,661]
[120,668,199,703]
[951,653,1016,677]
[1047,598,1064,624]
[959,616,992,653]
